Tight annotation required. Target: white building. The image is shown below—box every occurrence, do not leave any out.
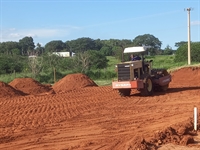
[52,52,75,57]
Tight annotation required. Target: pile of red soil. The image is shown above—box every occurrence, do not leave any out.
[53,73,98,93]
[9,78,54,95]
[170,67,200,86]
[128,118,196,149]
[0,81,25,98]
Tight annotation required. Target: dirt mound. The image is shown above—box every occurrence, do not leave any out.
[152,118,196,146]
[9,78,54,95]
[170,67,200,86]
[126,136,157,150]
[128,118,196,149]
[53,73,98,93]
[0,81,25,98]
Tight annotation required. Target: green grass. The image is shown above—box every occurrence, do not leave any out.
[106,56,121,70]
[145,55,199,70]
[94,80,113,86]
[0,72,33,83]
[168,63,200,73]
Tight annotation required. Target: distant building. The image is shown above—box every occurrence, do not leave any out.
[28,55,37,58]
[52,52,75,57]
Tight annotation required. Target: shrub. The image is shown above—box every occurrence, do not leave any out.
[175,42,200,63]
[0,55,26,74]
[37,71,65,84]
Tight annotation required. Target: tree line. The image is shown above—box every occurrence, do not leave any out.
[0,34,199,83]
[0,34,177,57]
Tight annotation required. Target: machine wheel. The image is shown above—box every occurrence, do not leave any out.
[153,69,170,92]
[154,84,169,92]
[160,69,169,91]
[161,84,169,91]
[141,75,153,96]
[118,89,131,97]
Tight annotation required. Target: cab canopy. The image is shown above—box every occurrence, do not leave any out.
[123,46,151,53]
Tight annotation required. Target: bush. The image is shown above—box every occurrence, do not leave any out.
[175,42,200,63]
[0,55,26,74]
[37,71,65,84]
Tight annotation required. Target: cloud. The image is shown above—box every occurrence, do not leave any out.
[9,33,21,38]
[9,28,16,31]
[83,10,182,28]
[0,26,82,43]
[191,21,200,26]
[21,29,59,38]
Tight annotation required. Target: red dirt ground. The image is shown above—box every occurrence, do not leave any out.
[0,67,200,150]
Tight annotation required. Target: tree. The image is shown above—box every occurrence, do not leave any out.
[44,40,66,53]
[87,50,109,69]
[0,42,5,54]
[28,56,43,79]
[112,46,123,60]
[35,43,44,55]
[19,36,35,55]
[0,55,24,74]
[101,39,121,48]
[99,39,133,58]
[71,50,109,73]
[132,34,162,55]
[163,45,174,55]
[11,48,21,55]
[174,42,200,62]
[72,52,91,73]
[175,41,187,48]
[42,54,62,72]
[115,39,134,60]
[66,37,96,53]
[0,41,20,55]
[132,34,162,48]
[94,39,103,50]
[100,45,112,56]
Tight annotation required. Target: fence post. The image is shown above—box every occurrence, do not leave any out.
[13,70,16,78]
[54,67,56,83]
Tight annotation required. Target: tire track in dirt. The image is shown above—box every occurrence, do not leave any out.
[0,85,198,130]
[0,86,117,132]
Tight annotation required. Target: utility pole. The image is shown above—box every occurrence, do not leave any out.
[185,8,192,65]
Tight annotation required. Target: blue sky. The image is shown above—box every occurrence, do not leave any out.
[0,0,200,49]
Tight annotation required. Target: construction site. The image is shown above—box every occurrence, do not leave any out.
[0,66,200,150]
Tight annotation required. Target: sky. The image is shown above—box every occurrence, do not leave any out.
[0,0,200,50]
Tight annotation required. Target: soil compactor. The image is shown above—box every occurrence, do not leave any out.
[112,46,171,96]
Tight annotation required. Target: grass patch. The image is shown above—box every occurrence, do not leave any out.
[168,63,200,73]
[94,80,112,86]
[106,56,121,70]
[145,55,200,70]
[0,72,33,83]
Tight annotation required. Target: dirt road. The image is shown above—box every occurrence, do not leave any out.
[0,67,200,150]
